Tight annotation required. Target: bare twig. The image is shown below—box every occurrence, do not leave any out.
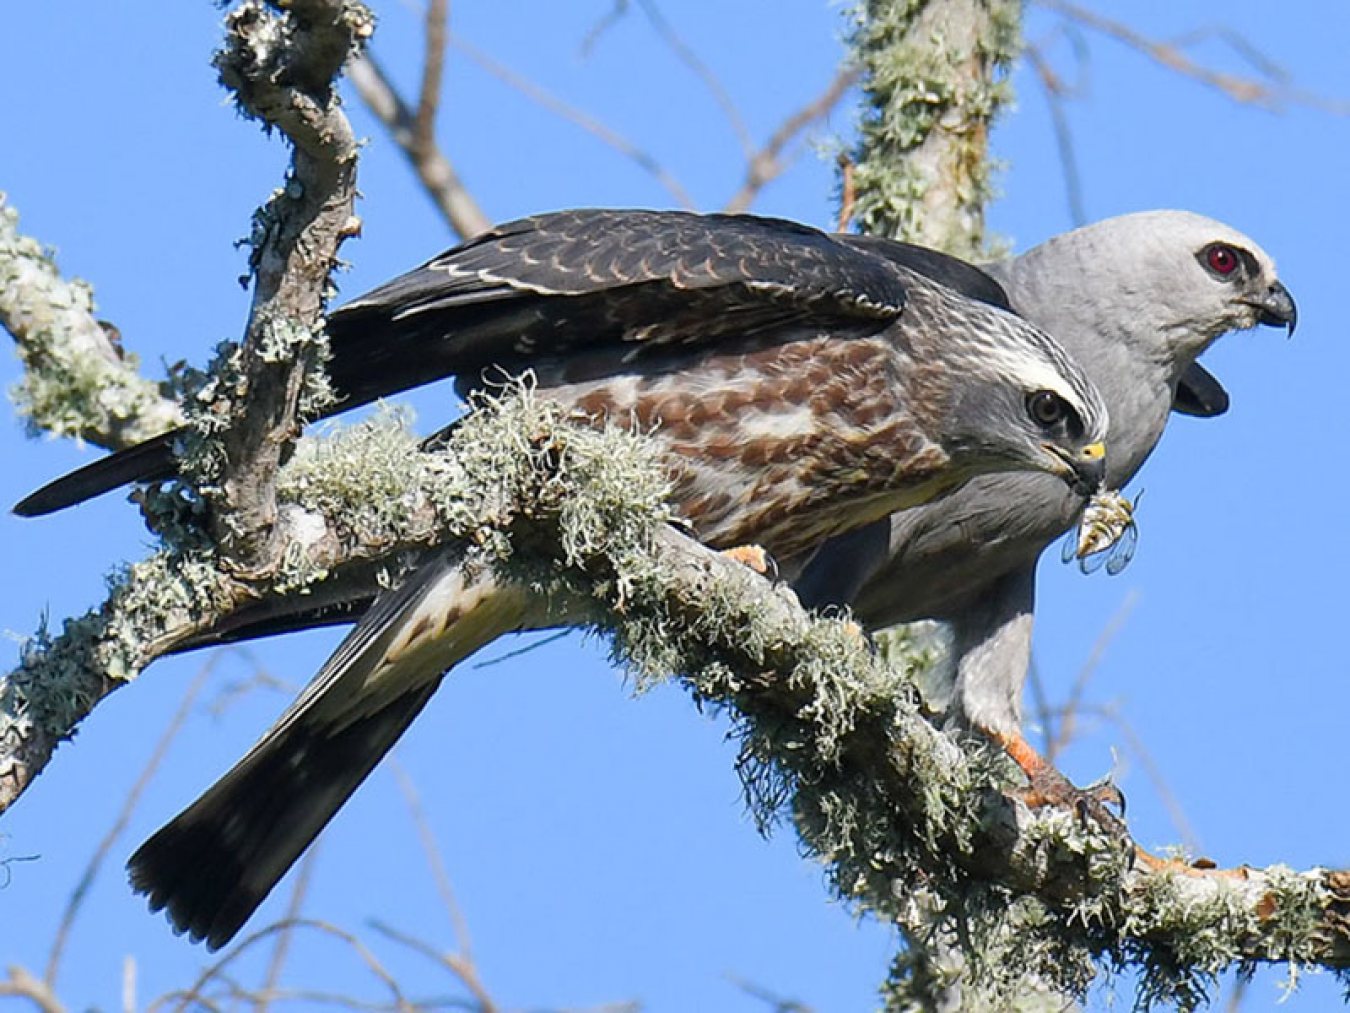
[257,846,322,1013]
[43,660,214,989]
[384,758,501,1011]
[388,760,474,959]
[1025,656,1057,757]
[1046,590,1137,762]
[633,0,754,157]
[579,0,753,157]
[836,153,855,233]
[1036,0,1350,115]
[1080,703,1201,854]
[414,0,448,158]
[723,65,860,215]
[121,956,136,1013]
[163,919,412,1013]
[1024,41,1087,227]
[727,974,814,1012]
[450,34,697,209]
[368,920,498,1013]
[346,0,494,242]
[0,965,65,1013]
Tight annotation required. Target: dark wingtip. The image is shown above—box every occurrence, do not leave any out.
[1171,362,1230,419]
[13,430,182,517]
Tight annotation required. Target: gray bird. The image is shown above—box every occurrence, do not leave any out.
[793,210,1297,793]
[71,209,1110,949]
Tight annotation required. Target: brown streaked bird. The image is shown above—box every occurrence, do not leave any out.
[18,210,1109,949]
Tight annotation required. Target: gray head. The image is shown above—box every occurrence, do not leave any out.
[991,210,1296,379]
[902,275,1110,495]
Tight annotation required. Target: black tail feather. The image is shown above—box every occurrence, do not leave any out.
[127,681,439,950]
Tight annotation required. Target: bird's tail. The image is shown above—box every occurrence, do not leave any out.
[128,553,533,950]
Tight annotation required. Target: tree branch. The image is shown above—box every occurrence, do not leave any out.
[5,384,1350,1006]
[723,65,861,215]
[845,0,1021,258]
[345,52,492,240]
[0,195,184,450]
[1037,0,1350,116]
[449,34,697,210]
[205,0,369,568]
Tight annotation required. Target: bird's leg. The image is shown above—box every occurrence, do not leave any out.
[987,727,1126,831]
[994,729,1249,879]
[719,544,773,576]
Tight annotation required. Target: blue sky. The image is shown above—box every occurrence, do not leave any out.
[2,3,1348,1010]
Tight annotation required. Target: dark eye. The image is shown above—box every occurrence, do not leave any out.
[1027,390,1067,428]
[1204,243,1240,277]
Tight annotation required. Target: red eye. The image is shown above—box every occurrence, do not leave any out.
[1206,244,1239,275]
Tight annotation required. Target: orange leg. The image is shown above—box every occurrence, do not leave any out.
[991,729,1243,878]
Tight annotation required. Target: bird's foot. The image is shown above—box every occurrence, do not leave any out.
[990,729,1128,839]
[720,543,774,576]
[1017,765,1128,839]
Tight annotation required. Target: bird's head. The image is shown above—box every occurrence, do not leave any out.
[1013,210,1297,368]
[937,301,1111,497]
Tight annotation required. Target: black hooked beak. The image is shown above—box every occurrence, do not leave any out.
[1043,440,1107,497]
[1249,280,1298,336]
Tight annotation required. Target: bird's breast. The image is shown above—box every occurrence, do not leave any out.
[538,334,950,559]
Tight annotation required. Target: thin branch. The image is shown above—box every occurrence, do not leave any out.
[163,919,412,1013]
[723,65,860,215]
[1036,0,1350,115]
[1046,590,1137,761]
[388,760,475,960]
[0,966,65,1013]
[450,34,697,209]
[257,845,322,1013]
[346,53,491,241]
[836,153,855,233]
[121,956,136,1013]
[633,0,754,158]
[367,921,498,1013]
[1024,42,1086,227]
[43,660,215,989]
[414,0,449,158]
[1025,656,1057,758]
[726,974,814,1013]
[579,0,754,157]
[1077,702,1202,855]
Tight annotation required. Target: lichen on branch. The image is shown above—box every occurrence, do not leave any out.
[0,195,184,449]
[846,0,1020,258]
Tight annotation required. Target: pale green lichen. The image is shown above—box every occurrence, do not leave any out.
[0,194,183,447]
[4,375,1342,1006]
[845,0,1020,258]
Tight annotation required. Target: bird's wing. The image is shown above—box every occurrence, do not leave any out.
[16,210,913,516]
[1171,361,1230,418]
[128,552,534,949]
[324,209,910,405]
[832,234,1014,313]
